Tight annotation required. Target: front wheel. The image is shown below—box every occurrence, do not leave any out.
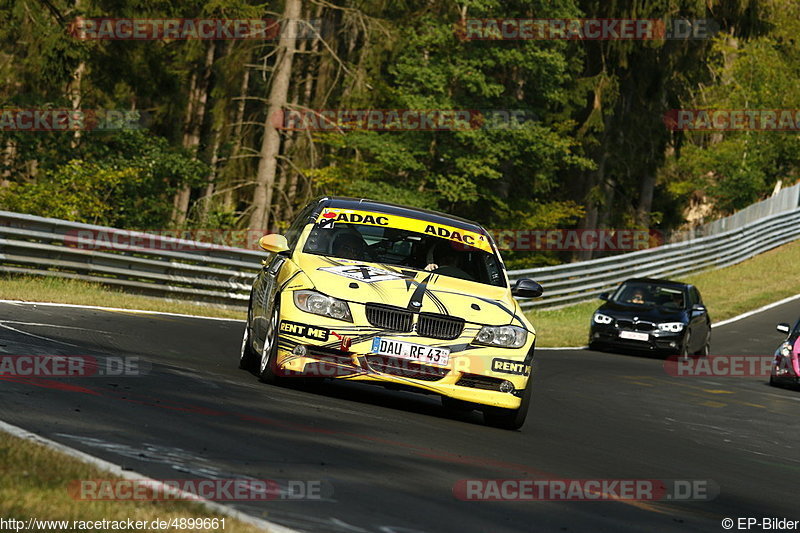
[695,329,710,357]
[483,378,532,430]
[239,303,258,371]
[258,299,283,384]
[679,331,692,359]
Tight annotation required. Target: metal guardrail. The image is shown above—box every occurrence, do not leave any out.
[669,182,800,242]
[1,204,799,311]
[0,211,263,308]
[509,207,800,309]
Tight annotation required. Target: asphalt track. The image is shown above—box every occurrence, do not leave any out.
[1,299,799,532]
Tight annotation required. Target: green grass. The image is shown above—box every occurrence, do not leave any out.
[527,239,800,347]
[0,275,245,320]
[0,432,264,533]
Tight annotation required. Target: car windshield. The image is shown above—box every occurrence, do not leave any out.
[302,217,506,287]
[611,281,686,309]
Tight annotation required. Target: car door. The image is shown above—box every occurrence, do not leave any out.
[687,286,709,351]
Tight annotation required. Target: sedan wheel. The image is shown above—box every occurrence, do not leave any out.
[680,331,692,359]
[695,329,710,357]
[258,299,282,384]
[238,304,257,371]
[483,379,533,431]
[239,325,257,371]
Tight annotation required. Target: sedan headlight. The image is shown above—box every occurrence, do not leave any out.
[593,313,613,325]
[474,325,527,348]
[293,290,352,322]
[779,343,792,357]
[658,322,685,333]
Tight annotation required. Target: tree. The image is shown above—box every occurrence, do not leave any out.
[249,0,302,232]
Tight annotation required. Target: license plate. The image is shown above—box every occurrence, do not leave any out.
[371,338,450,366]
[619,331,649,342]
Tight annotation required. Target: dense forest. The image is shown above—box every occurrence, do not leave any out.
[1,0,797,267]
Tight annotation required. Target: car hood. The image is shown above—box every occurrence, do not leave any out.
[598,300,687,322]
[296,254,524,327]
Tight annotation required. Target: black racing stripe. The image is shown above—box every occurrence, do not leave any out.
[318,257,344,266]
[406,274,432,311]
[523,338,536,365]
[429,289,520,323]
[424,290,449,314]
[279,271,301,291]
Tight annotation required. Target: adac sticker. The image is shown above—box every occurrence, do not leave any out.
[491,358,530,376]
[318,265,409,283]
[318,209,389,229]
[279,320,329,341]
[315,209,493,253]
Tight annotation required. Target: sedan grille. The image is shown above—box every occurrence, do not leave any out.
[365,356,449,381]
[365,304,413,332]
[417,313,465,340]
[616,319,657,332]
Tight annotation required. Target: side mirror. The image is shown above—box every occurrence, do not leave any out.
[511,278,543,298]
[599,292,609,301]
[777,323,791,334]
[259,234,289,254]
[691,304,706,312]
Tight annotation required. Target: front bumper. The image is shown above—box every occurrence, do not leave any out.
[590,326,685,352]
[273,297,533,410]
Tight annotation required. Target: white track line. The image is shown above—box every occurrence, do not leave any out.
[0,419,297,533]
[0,299,243,322]
[711,292,800,329]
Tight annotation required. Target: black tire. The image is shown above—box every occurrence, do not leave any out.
[679,331,692,359]
[695,330,710,357]
[238,302,258,371]
[441,396,475,413]
[483,378,532,430]
[588,342,603,352]
[258,298,282,384]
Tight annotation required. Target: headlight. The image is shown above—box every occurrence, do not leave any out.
[593,313,613,325]
[293,290,352,322]
[658,322,685,333]
[474,325,527,348]
[780,343,792,357]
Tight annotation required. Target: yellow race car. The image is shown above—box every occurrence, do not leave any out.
[239,197,543,429]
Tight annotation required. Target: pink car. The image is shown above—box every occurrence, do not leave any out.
[771,319,800,387]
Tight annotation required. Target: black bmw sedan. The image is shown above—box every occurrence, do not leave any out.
[588,278,711,356]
